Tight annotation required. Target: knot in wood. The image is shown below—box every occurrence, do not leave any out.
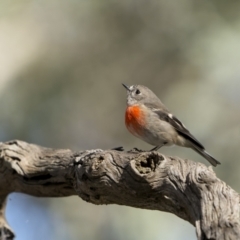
[135,152,164,174]
[93,155,105,170]
[195,166,217,184]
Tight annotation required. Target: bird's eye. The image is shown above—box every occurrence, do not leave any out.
[135,89,141,95]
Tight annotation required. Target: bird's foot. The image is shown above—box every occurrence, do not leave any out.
[111,146,124,151]
[129,147,146,153]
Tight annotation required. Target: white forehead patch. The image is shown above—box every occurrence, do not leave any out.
[129,86,134,90]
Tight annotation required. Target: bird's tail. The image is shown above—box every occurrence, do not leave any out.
[191,145,221,167]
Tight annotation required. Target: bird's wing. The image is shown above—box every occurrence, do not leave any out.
[153,110,204,149]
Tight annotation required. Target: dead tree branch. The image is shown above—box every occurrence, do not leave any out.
[0,140,239,240]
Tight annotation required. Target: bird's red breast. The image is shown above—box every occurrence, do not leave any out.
[125,105,145,137]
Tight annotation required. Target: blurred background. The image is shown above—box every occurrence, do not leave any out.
[1,0,240,239]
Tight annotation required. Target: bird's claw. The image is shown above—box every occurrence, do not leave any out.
[111,146,124,151]
[129,147,146,153]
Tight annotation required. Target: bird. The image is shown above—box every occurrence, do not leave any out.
[122,84,220,167]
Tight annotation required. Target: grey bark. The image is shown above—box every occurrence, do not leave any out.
[0,140,239,240]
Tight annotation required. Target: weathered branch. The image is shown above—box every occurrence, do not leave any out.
[0,140,239,240]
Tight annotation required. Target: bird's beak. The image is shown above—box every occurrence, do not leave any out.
[122,83,131,91]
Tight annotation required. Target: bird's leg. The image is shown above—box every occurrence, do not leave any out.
[150,146,161,151]
[130,143,167,153]
[150,142,167,151]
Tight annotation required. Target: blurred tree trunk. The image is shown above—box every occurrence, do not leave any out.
[0,140,239,240]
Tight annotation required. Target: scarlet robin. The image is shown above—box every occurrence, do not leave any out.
[122,84,220,166]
